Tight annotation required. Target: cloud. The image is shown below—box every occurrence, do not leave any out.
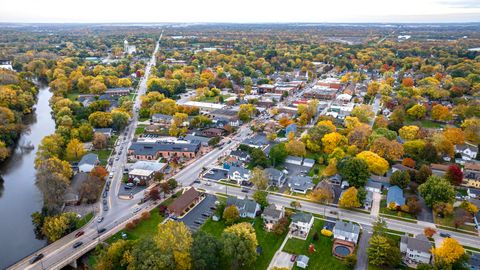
[438,0,480,8]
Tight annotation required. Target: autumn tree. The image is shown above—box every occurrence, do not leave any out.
[36,157,73,210]
[351,104,374,123]
[322,132,347,154]
[443,127,465,145]
[390,171,410,189]
[223,205,240,225]
[222,223,258,269]
[338,157,370,187]
[95,239,134,270]
[399,125,419,140]
[286,139,306,157]
[310,186,333,204]
[406,104,426,120]
[445,164,463,186]
[238,104,256,121]
[423,227,436,238]
[461,117,480,144]
[65,138,85,161]
[41,212,77,242]
[431,104,451,121]
[356,151,389,175]
[154,220,193,270]
[88,111,112,128]
[431,237,467,268]
[93,133,108,149]
[369,137,404,161]
[418,176,455,207]
[339,187,361,209]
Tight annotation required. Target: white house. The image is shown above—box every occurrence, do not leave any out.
[290,212,314,239]
[226,197,260,218]
[400,235,432,265]
[296,255,310,269]
[333,220,360,244]
[227,166,251,184]
[455,144,478,161]
[285,155,303,166]
[78,153,99,173]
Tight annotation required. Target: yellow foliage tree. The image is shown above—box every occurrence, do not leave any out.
[322,132,347,154]
[443,127,465,145]
[399,125,419,140]
[431,237,465,266]
[356,151,389,175]
[339,187,361,209]
[65,138,86,161]
[154,220,193,270]
[317,120,336,132]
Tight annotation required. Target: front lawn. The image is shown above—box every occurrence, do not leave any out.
[91,149,112,165]
[379,199,416,220]
[434,214,477,232]
[107,209,166,243]
[283,219,350,270]
[135,125,146,135]
[200,217,288,270]
[308,163,326,177]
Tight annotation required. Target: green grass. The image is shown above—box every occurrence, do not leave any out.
[200,217,289,270]
[434,215,477,232]
[308,164,326,177]
[135,126,146,135]
[379,199,416,220]
[107,209,166,243]
[283,219,349,270]
[66,92,79,101]
[91,149,112,165]
[75,212,94,229]
[405,119,443,129]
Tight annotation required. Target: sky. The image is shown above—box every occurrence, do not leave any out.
[0,0,479,23]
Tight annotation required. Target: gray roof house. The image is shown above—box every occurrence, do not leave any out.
[265,167,286,187]
[290,212,314,239]
[228,166,251,184]
[93,128,113,137]
[184,134,211,146]
[302,158,315,168]
[296,255,310,269]
[151,113,173,124]
[241,133,268,149]
[285,155,303,166]
[78,153,99,173]
[230,150,250,161]
[455,144,478,161]
[366,180,382,193]
[288,175,314,194]
[400,234,432,265]
[333,220,360,244]
[261,204,285,230]
[226,197,260,219]
[387,185,406,206]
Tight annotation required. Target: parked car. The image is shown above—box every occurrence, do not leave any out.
[133,207,141,214]
[74,231,84,238]
[73,242,83,248]
[329,210,338,215]
[193,179,201,184]
[241,188,249,193]
[126,182,134,187]
[440,232,451,238]
[29,254,44,264]
[124,185,132,190]
[97,217,104,223]
[103,191,108,198]
[97,228,106,234]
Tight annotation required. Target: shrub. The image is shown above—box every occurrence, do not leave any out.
[424,227,436,238]
[321,228,333,237]
[141,211,151,220]
[125,222,136,231]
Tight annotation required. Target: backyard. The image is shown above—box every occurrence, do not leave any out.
[282,219,350,270]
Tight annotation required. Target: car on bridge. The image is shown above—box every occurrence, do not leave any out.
[73,242,83,248]
[97,228,106,234]
[29,254,44,264]
[74,231,84,238]
[97,217,104,223]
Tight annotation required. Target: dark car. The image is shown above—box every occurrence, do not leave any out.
[124,185,132,190]
[241,188,249,193]
[201,212,210,217]
[75,231,84,238]
[290,255,297,262]
[97,228,106,234]
[193,180,201,184]
[29,254,44,264]
[439,232,451,238]
[73,241,83,248]
[194,220,203,225]
[103,191,108,198]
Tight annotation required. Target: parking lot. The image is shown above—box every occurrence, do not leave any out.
[202,168,228,181]
[179,194,217,231]
[118,183,146,198]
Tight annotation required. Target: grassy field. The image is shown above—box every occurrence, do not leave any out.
[405,119,443,129]
[434,214,477,232]
[66,91,79,101]
[283,219,349,270]
[200,216,288,270]
[75,212,94,229]
[107,209,166,243]
[91,149,112,165]
[135,125,146,135]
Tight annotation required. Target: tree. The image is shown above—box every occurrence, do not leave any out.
[269,143,287,166]
[390,171,410,189]
[88,111,112,128]
[338,157,370,187]
[238,104,256,121]
[250,168,268,190]
[339,187,361,209]
[151,99,177,116]
[65,138,86,161]
[35,133,64,166]
[41,212,78,242]
[154,220,193,270]
[95,239,134,270]
[454,208,470,228]
[415,165,432,183]
[191,231,223,270]
[431,237,466,267]
[356,151,389,175]
[322,132,347,154]
[367,235,401,267]
[93,132,108,149]
[310,187,333,203]
[36,157,72,210]
[278,116,294,128]
[424,227,436,238]
[399,125,419,140]
[432,133,454,158]
[323,158,338,177]
[348,124,372,150]
[433,202,454,218]
[445,164,463,186]
[79,174,104,203]
[461,201,479,215]
[272,217,289,236]
[111,110,130,131]
[431,104,451,121]
[351,104,374,123]
[0,141,9,162]
[78,123,94,142]
[223,205,240,225]
[222,223,258,269]
[369,137,404,161]
[418,176,455,207]
[249,148,270,168]
[407,104,426,120]
[285,139,306,157]
[402,157,416,168]
[290,201,301,210]
[461,117,480,144]
[372,217,388,236]
[443,127,465,145]
[253,190,268,208]
[130,238,172,269]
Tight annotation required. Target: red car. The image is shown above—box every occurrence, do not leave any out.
[75,231,84,238]
[290,255,297,262]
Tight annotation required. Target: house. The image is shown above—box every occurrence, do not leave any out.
[93,128,113,138]
[369,175,391,189]
[228,166,251,184]
[230,150,250,162]
[167,188,203,217]
[455,144,478,161]
[285,155,303,166]
[200,128,226,138]
[64,172,89,205]
[431,163,450,176]
[261,204,285,231]
[463,162,480,188]
[302,158,315,169]
[290,212,314,238]
[364,190,374,209]
[296,255,310,269]
[329,174,342,185]
[241,133,269,149]
[223,156,240,170]
[184,135,211,147]
[265,167,286,187]
[209,109,242,127]
[366,180,382,193]
[128,141,200,160]
[128,161,167,185]
[469,253,480,270]
[400,234,432,265]
[151,114,173,126]
[182,101,226,112]
[316,180,335,199]
[333,220,360,244]
[285,123,297,136]
[226,197,260,218]
[288,176,314,194]
[387,185,406,207]
[468,188,480,199]
[392,164,417,173]
[78,153,99,173]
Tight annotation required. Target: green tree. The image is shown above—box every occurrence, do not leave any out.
[223,205,240,225]
[338,157,370,187]
[130,238,173,270]
[111,110,130,131]
[418,176,455,207]
[222,222,258,269]
[191,231,223,270]
[269,143,288,166]
[253,190,269,208]
[389,171,410,189]
[250,168,268,190]
[367,235,401,267]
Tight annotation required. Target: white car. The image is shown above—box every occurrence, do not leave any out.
[133,208,141,214]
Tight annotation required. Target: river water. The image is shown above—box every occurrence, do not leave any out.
[0,86,55,269]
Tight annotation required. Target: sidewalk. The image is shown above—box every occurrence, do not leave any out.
[268,234,294,270]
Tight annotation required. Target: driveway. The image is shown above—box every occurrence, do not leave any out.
[269,251,295,269]
[370,192,381,217]
[416,195,434,223]
[179,194,217,231]
[355,229,372,270]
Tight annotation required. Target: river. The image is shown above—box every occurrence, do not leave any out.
[0,86,55,269]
